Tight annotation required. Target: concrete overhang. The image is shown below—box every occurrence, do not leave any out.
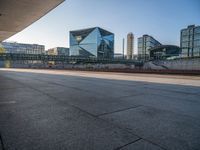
[0,0,65,41]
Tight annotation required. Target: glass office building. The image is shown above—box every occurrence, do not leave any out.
[138,34,161,60]
[70,27,114,59]
[180,25,200,57]
[0,42,45,54]
[149,45,181,60]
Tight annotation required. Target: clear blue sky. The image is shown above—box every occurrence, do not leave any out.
[6,0,200,54]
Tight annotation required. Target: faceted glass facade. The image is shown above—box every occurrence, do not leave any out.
[70,27,114,59]
[138,35,161,60]
[180,25,200,57]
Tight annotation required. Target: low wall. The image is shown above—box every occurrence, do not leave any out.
[0,58,200,74]
[144,58,200,70]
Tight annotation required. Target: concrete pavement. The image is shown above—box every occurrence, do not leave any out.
[0,69,200,150]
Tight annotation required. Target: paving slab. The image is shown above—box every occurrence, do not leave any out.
[101,106,200,150]
[121,94,200,119]
[35,85,141,116]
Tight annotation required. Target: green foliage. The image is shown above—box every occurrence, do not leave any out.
[0,47,6,53]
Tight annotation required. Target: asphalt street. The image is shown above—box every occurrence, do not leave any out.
[0,69,200,150]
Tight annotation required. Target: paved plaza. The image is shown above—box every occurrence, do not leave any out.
[0,69,200,150]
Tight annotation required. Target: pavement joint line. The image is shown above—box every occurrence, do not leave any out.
[144,86,200,96]
[33,77,147,100]
[97,105,143,117]
[0,87,26,91]
[31,77,94,94]
[113,138,142,150]
[76,77,147,87]
[148,92,200,104]
[0,133,5,150]
[117,93,145,100]
[140,138,169,150]
[0,101,16,105]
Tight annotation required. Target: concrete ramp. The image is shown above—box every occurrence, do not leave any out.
[0,0,64,41]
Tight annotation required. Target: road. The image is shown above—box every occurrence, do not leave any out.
[0,68,200,150]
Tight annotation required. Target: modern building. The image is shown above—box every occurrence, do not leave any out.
[138,34,161,60]
[180,25,200,57]
[70,27,114,59]
[149,45,181,60]
[0,42,45,54]
[127,33,134,59]
[114,53,124,59]
[47,47,69,56]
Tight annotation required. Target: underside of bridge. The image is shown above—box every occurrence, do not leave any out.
[0,0,64,42]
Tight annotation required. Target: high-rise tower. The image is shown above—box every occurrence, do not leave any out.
[127,33,134,59]
[180,25,200,57]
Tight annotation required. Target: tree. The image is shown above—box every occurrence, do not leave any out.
[0,47,5,53]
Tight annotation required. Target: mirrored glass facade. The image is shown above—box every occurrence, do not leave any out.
[70,27,114,59]
[138,34,161,60]
[180,25,200,57]
[149,45,181,60]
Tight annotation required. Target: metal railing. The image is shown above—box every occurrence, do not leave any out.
[0,53,199,64]
[0,53,143,65]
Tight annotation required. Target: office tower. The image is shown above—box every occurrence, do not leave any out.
[138,34,161,60]
[70,27,114,59]
[127,33,134,59]
[180,25,200,57]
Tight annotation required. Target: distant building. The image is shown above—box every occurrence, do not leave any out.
[138,35,161,60]
[180,25,200,57]
[149,45,181,60]
[47,47,69,56]
[70,27,114,59]
[114,53,124,59]
[0,42,45,54]
[127,33,134,59]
